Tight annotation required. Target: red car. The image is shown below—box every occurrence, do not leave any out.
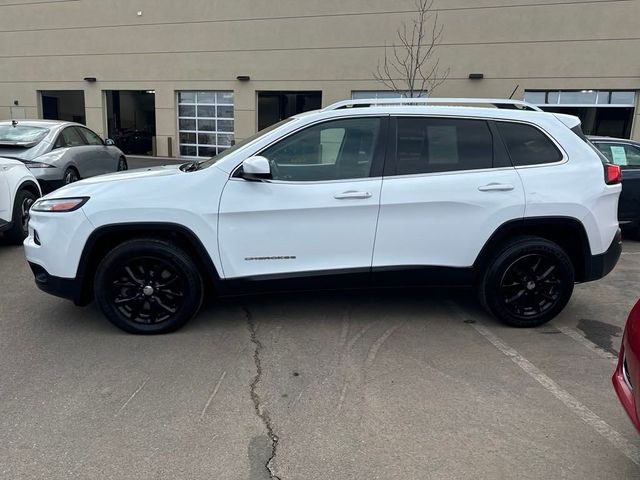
[613,299,640,432]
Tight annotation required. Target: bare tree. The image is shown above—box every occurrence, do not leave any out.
[374,0,449,97]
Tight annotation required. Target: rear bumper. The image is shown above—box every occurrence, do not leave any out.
[582,228,622,282]
[28,262,87,306]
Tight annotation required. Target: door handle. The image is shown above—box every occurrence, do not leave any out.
[478,183,514,192]
[334,191,372,199]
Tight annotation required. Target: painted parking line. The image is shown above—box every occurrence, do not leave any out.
[555,325,618,365]
[448,302,640,466]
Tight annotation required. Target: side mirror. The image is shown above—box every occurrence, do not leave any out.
[241,156,271,181]
[105,138,115,146]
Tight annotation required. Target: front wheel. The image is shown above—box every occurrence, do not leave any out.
[478,236,574,328]
[4,189,37,244]
[117,156,128,171]
[94,239,204,334]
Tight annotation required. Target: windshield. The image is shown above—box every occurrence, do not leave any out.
[197,118,294,169]
[0,125,48,144]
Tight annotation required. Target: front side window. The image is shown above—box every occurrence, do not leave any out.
[395,117,493,175]
[595,143,640,167]
[78,127,104,146]
[57,127,86,148]
[496,122,562,166]
[260,117,381,181]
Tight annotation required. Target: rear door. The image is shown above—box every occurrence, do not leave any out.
[372,115,525,276]
[593,141,640,225]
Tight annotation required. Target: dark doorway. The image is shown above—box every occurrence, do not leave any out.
[541,106,634,138]
[40,90,86,124]
[105,90,156,155]
[257,91,322,130]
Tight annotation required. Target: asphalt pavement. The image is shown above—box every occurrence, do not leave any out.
[1,230,640,479]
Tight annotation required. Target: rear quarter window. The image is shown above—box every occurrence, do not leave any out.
[497,122,562,167]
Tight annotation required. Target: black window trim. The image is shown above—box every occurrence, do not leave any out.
[385,114,509,178]
[230,114,390,184]
[494,118,567,169]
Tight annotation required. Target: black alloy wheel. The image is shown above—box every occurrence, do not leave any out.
[110,257,186,325]
[95,239,203,334]
[479,236,574,327]
[500,253,564,319]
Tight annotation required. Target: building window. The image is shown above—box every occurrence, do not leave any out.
[177,91,234,158]
[524,90,636,138]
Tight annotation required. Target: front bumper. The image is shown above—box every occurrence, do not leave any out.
[582,228,622,282]
[28,262,85,305]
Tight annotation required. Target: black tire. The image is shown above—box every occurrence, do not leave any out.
[94,239,204,334]
[117,156,128,171]
[4,189,37,244]
[478,236,574,328]
[63,167,79,185]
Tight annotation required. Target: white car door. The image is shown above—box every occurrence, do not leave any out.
[372,115,525,275]
[218,116,387,280]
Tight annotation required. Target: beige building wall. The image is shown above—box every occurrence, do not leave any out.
[0,0,639,155]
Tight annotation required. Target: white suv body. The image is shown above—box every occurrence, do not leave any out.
[24,98,622,334]
[0,157,41,243]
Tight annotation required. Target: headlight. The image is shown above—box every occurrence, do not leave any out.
[24,162,55,169]
[31,197,89,212]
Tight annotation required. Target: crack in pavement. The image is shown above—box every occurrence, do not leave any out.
[244,306,281,480]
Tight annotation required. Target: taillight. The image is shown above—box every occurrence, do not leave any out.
[606,164,622,185]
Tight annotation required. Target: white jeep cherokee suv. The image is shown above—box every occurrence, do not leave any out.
[24,98,622,334]
[1,157,41,244]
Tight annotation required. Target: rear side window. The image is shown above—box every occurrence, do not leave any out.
[497,122,562,166]
[395,117,493,175]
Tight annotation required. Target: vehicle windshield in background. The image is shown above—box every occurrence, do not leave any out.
[0,125,48,145]
[196,118,294,169]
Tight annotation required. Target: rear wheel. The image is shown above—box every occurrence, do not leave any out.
[94,239,204,334]
[4,189,37,244]
[478,236,574,327]
[63,167,79,185]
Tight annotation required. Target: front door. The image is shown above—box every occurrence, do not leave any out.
[372,116,525,275]
[218,116,387,281]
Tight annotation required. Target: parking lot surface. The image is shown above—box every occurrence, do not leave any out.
[1,237,639,479]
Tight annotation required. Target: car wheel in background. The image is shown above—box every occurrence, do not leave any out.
[63,167,79,185]
[117,157,128,171]
[94,239,204,334]
[5,189,37,244]
[479,235,574,328]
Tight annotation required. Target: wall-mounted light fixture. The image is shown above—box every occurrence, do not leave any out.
[84,77,97,83]
[468,73,484,80]
[236,75,250,82]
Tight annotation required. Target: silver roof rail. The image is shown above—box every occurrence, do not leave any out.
[322,97,543,112]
